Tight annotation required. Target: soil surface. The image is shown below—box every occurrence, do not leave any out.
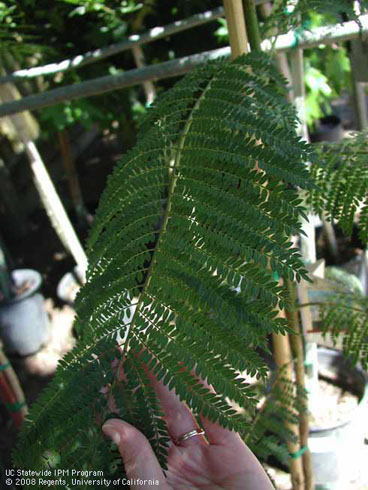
[309,378,359,428]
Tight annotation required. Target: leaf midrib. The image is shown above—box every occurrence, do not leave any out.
[104,74,217,416]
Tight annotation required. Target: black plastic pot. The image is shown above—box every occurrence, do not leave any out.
[0,269,49,356]
[309,347,368,489]
[310,115,344,142]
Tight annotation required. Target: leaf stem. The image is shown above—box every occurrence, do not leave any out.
[103,75,215,423]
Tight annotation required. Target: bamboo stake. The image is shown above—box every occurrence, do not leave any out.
[223,3,304,488]
[2,14,368,118]
[288,47,318,411]
[289,50,308,139]
[0,79,88,275]
[223,0,249,59]
[286,281,313,490]
[25,141,88,275]
[296,277,313,337]
[285,55,317,489]
[0,7,227,85]
[0,48,230,118]
[288,43,316,490]
[0,4,363,87]
[272,323,305,490]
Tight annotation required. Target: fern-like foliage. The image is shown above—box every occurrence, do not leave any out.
[308,130,368,245]
[13,52,312,488]
[308,131,368,370]
[261,0,368,40]
[0,4,50,58]
[245,372,307,467]
[319,291,368,371]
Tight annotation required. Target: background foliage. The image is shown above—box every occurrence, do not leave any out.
[2,0,224,139]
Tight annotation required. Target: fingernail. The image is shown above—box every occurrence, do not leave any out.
[102,420,122,445]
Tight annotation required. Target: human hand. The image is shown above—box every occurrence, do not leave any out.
[102,367,273,489]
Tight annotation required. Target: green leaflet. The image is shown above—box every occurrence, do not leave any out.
[13,52,312,488]
[309,129,368,245]
[308,131,368,371]
[261,0,368,40]
[319,292,368,371]
[245,373,307,467]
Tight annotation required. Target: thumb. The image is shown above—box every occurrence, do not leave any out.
[102,419,167,489]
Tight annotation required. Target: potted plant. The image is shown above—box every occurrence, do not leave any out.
[288,267,368,488]
[284,127,368,488]
[0,233,49,356]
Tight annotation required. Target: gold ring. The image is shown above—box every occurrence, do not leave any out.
[175,428,205,445]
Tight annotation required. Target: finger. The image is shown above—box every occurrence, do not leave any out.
[145,369,207,447]
[102,419,166,489]
[199,416,245,447]
[191,374,246,447]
